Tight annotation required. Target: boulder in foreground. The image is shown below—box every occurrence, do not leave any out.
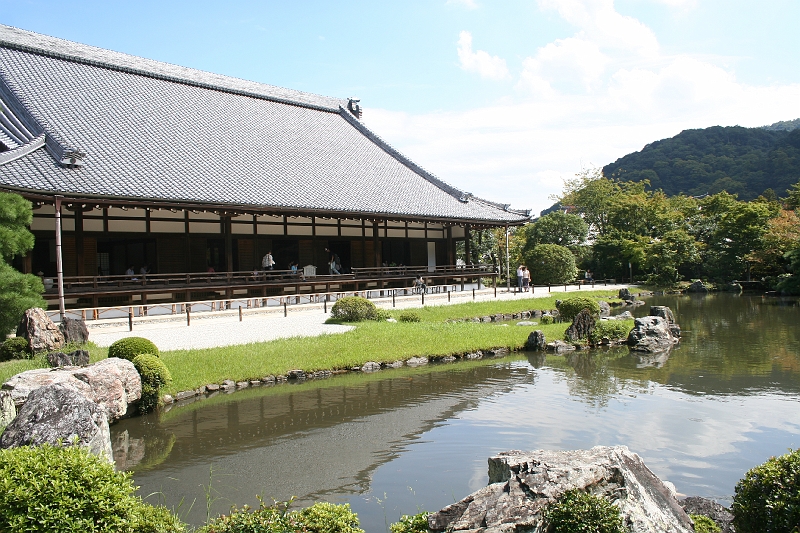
[428,445,693,533]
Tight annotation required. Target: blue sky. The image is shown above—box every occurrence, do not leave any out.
[3,0,800,214]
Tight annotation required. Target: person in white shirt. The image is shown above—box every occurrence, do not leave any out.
[261,251,275,271]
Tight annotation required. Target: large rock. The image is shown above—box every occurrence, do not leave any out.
[0,390,15,429]
[627,316,677,352]
[650,305,681,338]
[60,317,90,344]
[16,308,65,353]
[564,308,596,342]
[546,340,576,353]
[680,496,734,533]
[686,280,708,293]
[524,330,546,351]
[598,300,611,316]
[47,349,90,368]
[0,384,113,463]
[602,310,634,321]
[619,288,635,301]
[428,446,693,533]
[2,358,141,420]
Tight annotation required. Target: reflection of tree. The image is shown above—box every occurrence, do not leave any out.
[113,429,176,472]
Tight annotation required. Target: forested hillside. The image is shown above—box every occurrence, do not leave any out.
[603,121,800,201]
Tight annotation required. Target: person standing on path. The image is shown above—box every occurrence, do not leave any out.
[523,266,531,292]
[516,264,524,291]
[262,251,275,271]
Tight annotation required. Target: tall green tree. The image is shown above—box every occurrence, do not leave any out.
[0,192,45,335]
[523,244,578,285]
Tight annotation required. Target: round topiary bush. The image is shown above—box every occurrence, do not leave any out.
[540,314,555,325]
[0,337,32,361]
[330,296,379,322]
[133,354,172,413]
[108,336,159,361]
[556,297,601,321]
[523,244,578,285]
[542,489,626,533]
[0,444,185,532]
[732,448,800,533]
[398,311,421,323]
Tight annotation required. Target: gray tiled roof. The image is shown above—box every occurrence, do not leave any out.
[0,25,529,224]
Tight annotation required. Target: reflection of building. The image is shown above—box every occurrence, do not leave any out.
[0,26,528,294]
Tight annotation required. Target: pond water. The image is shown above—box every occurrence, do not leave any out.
[111,293,800,532]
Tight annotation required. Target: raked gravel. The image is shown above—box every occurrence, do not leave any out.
[87,284,631,351]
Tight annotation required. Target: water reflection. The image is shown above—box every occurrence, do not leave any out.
[113,294,800,532]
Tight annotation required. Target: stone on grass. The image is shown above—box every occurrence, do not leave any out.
[46,349,90,368]
[286,369,306,380]
[428,445,693,533]
[2,358,142,421]
[361,361,381,372]
[0,384,113,463]
[598,300,611,316]
[60,317,90,344]
[565,308,596,342]
[516,321,535,326]
[602,311,634,321]
[524,331,546,351]
[16,308,65,353]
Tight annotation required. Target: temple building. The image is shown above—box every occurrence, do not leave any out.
[0,25,528,311]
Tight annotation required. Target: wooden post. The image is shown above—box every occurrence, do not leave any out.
[54,196,66,322]
[187,304,191,326]
[128,309,133,331]
[239,306,243,321]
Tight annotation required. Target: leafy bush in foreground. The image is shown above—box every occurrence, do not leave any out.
[690,514,721,533]
[200,500,363,533]
[330,296,380,322]
[390,512,430,533]
[733,448,800,533]
[542,489,625,533]
[0,444,184,532]
[108,336,159,361]
[0,336,32,361]
[556,297,601,321]
[133,354,172,413]
[398,311,421,323]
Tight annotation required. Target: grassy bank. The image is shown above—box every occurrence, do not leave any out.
[0,289,625,393]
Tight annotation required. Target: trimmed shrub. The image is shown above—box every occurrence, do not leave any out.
[297,502,363,533]
[390,512,430,533]
[108,336,159,361]
[690,514,721,533]
[556,297,601,321]
[732,448,800,533]
[542,489,626,533]
[330,296,379,322]
[523,244,578,285]
[540,314,555,325]
[200,501,363,533]
[133,354,172,413]
[588,320,633,345]
[0,444,184,532]
[398,311,421,323]
[0,336,32,361]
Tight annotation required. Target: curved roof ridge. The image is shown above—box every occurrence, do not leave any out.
[0,24,347,113]
[0,133,45,167]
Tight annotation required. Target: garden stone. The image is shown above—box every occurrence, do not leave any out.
[565,308,596,342]
[175,390,196,401]
[627,316,677,352]
[546,340,576,353]
[206,383,220,392]
[59,317,90,344]
[619,288,635,301]
[516,321,535,326]
[602,311,634,321]
[46,349,89,368]
[0,390,15,429]
[162,394,174,404]
[650,306,681,338]
[598,300,611,316]
[236,381,249,388]
[686,280,709,293]
[680,496,734,533]
[428,446,692,533]
[286,369,306,380]
[16,308,64,353]
[524,330,546,351]
[361,361,381,372]
[222,379,235,387]
[0,384,113,463]
[465,352,482,360]
[407,356,428,366]
[2,358,141,421]
[388,360,404,368]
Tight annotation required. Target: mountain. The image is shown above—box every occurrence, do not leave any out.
[603,120,800,200]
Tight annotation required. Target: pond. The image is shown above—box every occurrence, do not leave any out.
[111,293,800,532]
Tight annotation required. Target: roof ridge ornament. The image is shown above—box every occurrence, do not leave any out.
[348,97,362,119]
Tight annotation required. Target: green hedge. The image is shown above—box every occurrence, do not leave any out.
[108,337,159,361]
[588,320,633,345]
[133,354,172,413]
[555,297,601,321]
[0,337,31,361]
[330,297,380,322]
[0,444,184,532]
[690,514,721,533]
[733,448,800,533]
[200,500,363,533]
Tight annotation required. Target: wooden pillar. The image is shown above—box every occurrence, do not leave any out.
[75,208,85,276]
[464,224,471,265]
[372,220,380,267]
[54,196,66,321]
[184,210,191,272]
[224,216,233,272]
[447,226,454,265]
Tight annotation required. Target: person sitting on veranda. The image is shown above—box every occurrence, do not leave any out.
[413,275,427,294]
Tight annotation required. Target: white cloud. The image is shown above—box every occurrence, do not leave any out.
[446,0,479,9]
[457,31,510,80]
[364,1,800,216]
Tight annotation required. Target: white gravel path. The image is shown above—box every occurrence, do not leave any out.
[88,284,630,351]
